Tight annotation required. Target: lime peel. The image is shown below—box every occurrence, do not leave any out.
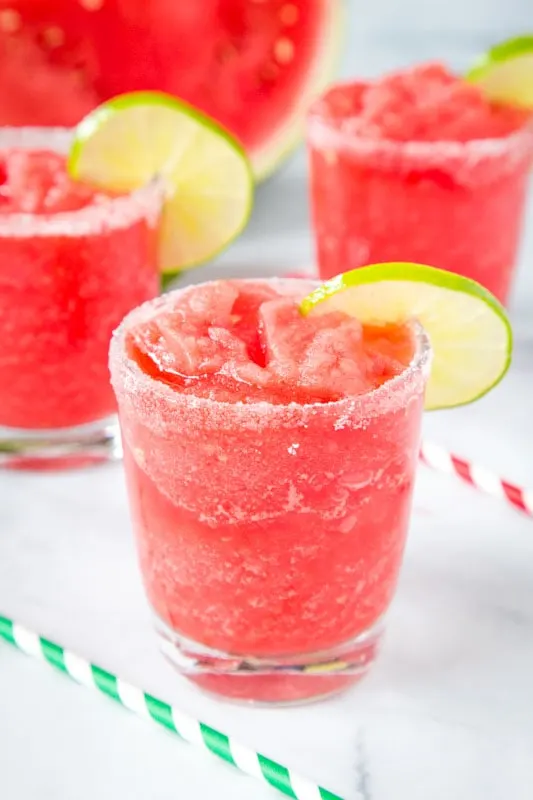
[466,35,533,108]
[68,91,254,274]
[300,262,512,411]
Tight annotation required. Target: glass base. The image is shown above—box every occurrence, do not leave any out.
[0,416,123,470]
[154,613,385,706]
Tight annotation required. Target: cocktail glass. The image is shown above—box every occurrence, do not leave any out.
[307,83,533,304]
[110,279,432,705]
[0,127,162,468]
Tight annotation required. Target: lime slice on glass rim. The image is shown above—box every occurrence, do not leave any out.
[300,263,512,411]
[466,35,533,107]
[68,91,254,276]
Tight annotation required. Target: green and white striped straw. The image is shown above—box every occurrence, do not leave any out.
[0,615,344,800]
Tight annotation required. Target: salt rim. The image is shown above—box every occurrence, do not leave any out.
[0,127,164,238]
[306,82,533,178]
[109,278,432,429]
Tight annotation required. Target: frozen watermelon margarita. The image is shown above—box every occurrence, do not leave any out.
[307,63,533,304]
[0,128,161,467]
[110,277,431,703]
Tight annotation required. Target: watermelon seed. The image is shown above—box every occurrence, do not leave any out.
[0,9,21,34]
[279,4,300,26]
[273,37,294,65]
[79,0,105,11]
[42,26,65,49]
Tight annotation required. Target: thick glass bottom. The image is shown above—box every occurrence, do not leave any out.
[0,416,122,470]
[154,613,385,706]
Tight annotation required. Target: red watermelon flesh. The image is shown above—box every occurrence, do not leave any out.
[0,0,339,175]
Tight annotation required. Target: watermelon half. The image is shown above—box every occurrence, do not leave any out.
[0,0,342,179]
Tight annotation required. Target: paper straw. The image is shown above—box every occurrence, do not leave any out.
[419,440,533,518]
[0,615,344,800]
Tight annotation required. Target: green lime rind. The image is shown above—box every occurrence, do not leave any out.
[466,35,533,81]
[68,90,254,275]
[300,262,512,412]
[68,90,253,183]
[160,270,183,292]
[465,34,533,108]
[69,89,250,178]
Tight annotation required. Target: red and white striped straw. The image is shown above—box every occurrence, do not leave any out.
[419,440,533,518]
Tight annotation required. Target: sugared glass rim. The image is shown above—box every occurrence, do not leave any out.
[306,81,533,168]
[110,278,433,427]
[0,126,163,238]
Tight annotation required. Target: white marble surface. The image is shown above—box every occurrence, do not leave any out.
[1,23,533,800]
